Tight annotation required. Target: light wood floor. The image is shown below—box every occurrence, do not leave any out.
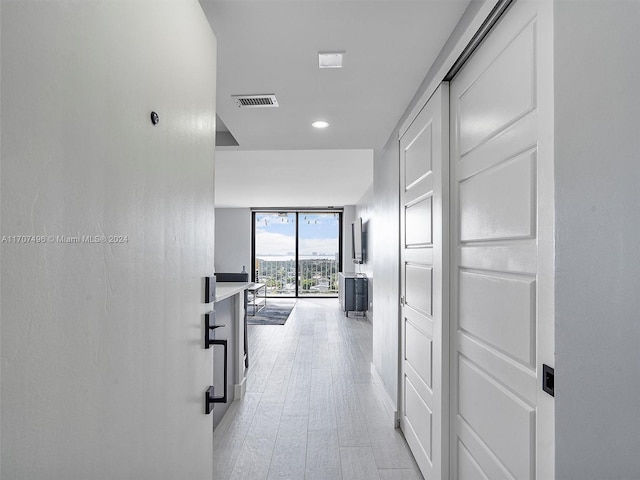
[213,298,424,480]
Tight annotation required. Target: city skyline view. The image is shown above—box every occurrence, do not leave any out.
[255,212,339,256]
[254,212,340,296]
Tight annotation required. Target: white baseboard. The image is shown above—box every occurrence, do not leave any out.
[370,363,399,428]
[234,377,246,400]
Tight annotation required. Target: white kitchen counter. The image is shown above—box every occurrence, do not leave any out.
[215,281,252,302]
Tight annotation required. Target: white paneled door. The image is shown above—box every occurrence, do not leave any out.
[449,1,554,479]
[400,84,449,480]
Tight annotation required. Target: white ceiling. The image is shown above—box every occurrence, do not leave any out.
[200,0,472,206]
[215,149,373,207]
[201,0,470,151]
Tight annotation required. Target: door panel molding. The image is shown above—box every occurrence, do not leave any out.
[400,83,449,480]
[449,2,554,479]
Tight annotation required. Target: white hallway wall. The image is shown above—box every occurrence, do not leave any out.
[1,1,217,477]
[370,143,400,406]
[554,2,640,477]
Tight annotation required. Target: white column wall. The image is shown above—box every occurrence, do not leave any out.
[215,208,252,275]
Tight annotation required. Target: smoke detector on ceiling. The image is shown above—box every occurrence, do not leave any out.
[231,94,279,108]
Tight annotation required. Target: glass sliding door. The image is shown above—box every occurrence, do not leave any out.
[252,211,341,298]
[298,212,340,297]
[254,212,297,297]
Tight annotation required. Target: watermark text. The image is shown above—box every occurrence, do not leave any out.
[1,235,129,244]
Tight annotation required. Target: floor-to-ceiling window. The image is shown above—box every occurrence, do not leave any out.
[297,212,341,297]
[252,210,342,298]
[253,212,297,297]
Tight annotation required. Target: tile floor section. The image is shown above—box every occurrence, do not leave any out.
[213,298,424,480]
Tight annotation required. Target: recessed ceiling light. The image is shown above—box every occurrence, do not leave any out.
[318,51,345,69]
[312,121,330,129]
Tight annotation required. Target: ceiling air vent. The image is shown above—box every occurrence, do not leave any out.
[232,94,279,108]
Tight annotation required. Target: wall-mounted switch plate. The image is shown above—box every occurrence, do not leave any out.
[205,276,216,303]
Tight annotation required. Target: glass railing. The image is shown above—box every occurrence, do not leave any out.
[256,257,339,297]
